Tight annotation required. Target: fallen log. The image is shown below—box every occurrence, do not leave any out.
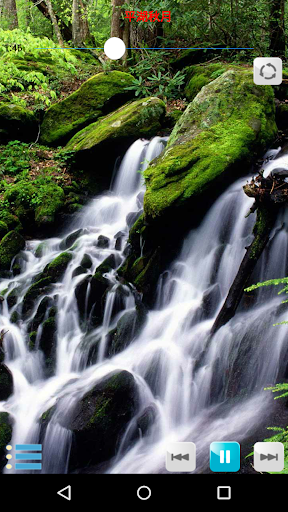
[211,201,278,334]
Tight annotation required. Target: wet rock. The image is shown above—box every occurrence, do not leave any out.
[28,295,54,332]
[72,266,87,278]
[96,235,110,248]
[22,277,54,316]
[7,286,21,309]
[75,272,110,323]
[10,310,19,325]
[12,257,22,276]
[124,405,157,448]
[126,210,143,229]
[44,252,73,281]
[60,229,84,250]
[80,254,92,269]
[108,305,147,356]
[0,364,13,401]
[123,243,132,257]
[35,241,49,258]
[0,412,12,472]
[39,308,57,373]
[114,231,125,251]
[67,370,139,469]
[136,191,145,208]
[78,332,102,367]
[101,284,130,325]
[96,254,121,274]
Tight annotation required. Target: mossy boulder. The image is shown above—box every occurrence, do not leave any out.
[184,63,244,101]
[60,229,85,250]
[67,96,166,152]
[120,69,277,302]
[0,412,12,471]
[44,252,73,281]
[0,231,25,273]
[67,370,138,469]
[170,44,228,70]
[144,70,276,222]
[22,277,54,316]
[40,71,135,146]
[22,253,71,316]
[0,102,38,143]
[0,210,21,232]
[66,97,166,184]
[4,182,65,229]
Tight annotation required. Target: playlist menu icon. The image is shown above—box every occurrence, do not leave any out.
[6,444,42,471]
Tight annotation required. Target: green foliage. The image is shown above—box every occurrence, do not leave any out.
[0,141,30,176]
[0,29,77,108]
[263,427,288,474]
[264,383,288,400]
[126,70,185,99]
[127,51,186,99]
[245,278,288,325]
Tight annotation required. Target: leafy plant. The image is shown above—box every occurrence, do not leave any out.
[126,69,185,99]
[0,29,77,108]
[0,141,31,176]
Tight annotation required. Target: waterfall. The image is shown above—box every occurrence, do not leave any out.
[1,139,288,474]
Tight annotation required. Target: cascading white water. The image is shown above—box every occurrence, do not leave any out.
[1,140,288,474]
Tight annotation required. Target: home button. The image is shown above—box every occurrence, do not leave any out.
[137,486,151,500]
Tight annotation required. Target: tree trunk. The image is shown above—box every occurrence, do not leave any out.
[269,0,286,57]
[45,0,64,46]
[111,0,125,38]
[2,0,18,29]
[72,0,90,47]
[30,0,72,41]
[211,203,278,335]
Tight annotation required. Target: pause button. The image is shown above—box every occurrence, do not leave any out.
[210,442,240,472]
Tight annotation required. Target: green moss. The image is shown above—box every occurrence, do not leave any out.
[23,277,53,314]
[35,241,48,258]
[0,209,21,232]
[10,310,19,324]
[144,70,277,221]
[0,102,37,143]
[184,63,244,100]
[28,331,37,350]
[66,97,166,152]
[4,182,65,228]
[40,71,135,146]
[0,221,8,240]
[0,230,25,271]
[45,252,72,280]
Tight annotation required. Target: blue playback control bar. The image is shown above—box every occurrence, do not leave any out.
[15,444,42,471]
